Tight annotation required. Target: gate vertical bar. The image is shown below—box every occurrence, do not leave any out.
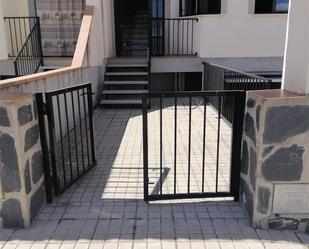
[187,95,192,193]
[45,93,60,196]
[230,92,246,201]
[174,95,177,195]
[87,84,97,165]
[143,94,149,202]
[201,96,207,193]
[36,93,53,203]
[215,96,222,193]
[160,95,163,195]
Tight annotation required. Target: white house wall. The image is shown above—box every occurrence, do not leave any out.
[282,0,309,94]
[165,0,288,59]
[0,3,8,60]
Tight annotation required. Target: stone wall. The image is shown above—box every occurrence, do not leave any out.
[0,93,45,228]
[240,90,309,233]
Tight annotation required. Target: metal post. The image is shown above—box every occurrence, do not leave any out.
[230,91,246,201]
[142,94,149,202]
[36,93,53,203]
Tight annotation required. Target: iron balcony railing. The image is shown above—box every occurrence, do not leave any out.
[203,62,281,123]
[151,18,198,56]
[4,17,43,76]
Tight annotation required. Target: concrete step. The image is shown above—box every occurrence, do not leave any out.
[107,57,148,64]
[107,63,148,68]
[104,80,148,85]
[102,90,148,95]
[105,72,148,76]
[100,99,142,105]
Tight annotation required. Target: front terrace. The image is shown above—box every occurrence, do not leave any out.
[0,106,308,249]
[1,2,309,248]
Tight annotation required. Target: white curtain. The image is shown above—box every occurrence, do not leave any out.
[36,0,85,56]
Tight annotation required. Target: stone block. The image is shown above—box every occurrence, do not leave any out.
[31,151,43,184]
[268,218,299,230]
[18,105,33,126]
[240,179,253,219]
[263,106,309,144]
[256,105,261,131]
[249,147,257,190]
[1,198,24,228]
[30,185,45,221]
[257,187,270,214]
[241,141,249,174]
[25,160,31,194]
[244,113,256,145]
[0,132,20,193]
[247,98,256,108]
[0,107,10,127]
[262,145,304,181]
[24,125,39,152]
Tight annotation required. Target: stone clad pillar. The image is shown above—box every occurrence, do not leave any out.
[0,93,45,228]
[240,90,309,233]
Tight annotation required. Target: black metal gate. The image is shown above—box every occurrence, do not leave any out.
[142,91,245,202]
[37,83,96,203]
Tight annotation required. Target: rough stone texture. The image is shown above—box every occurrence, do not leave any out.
[30,185,45,221]
[244,113,256,145]
[256,105,261,131]
[24,125,39,152]
[0,107,10,127]
[262,146,274,158]
[263,106,309,144]
[262,145,304,181]
[257,187,270,214]
[1,199,24,228]
[240,179,253,219]
[306,223,309,235]
[31,151,43,184]
[18,105,33,126]
[249,147,257,191]
[25,160,31,194]
[33,100,37,120]
[0,132,21,193]
[247,98,256,108]
[268,218,299,230]
[241,141,249,175]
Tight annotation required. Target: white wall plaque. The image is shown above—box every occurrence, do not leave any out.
[273,184,309,214]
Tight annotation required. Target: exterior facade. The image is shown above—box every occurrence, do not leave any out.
[1,0,309,240]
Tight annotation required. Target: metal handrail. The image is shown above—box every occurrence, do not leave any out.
[11,17,43,76]
[203,62,272,82]
[150,17,198,56]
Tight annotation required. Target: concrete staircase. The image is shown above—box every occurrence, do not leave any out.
[100,58,149,107]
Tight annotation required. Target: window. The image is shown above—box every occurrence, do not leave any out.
[180,0,221,16]
[255,0,289,14]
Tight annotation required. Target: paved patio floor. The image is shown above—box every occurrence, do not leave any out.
[1,105,309,249]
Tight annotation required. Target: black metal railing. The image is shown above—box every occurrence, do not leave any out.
[37,83,96,202]
[4,17,38,57]
[151,18,198,56]
[203,62,281,123]
[4,17,43,76]
[143,91,245,202]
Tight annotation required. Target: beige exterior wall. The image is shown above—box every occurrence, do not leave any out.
[1,0,30,17]
[165,0,288,58]
[0,0,31,60]
[282,0,309,94]
[0,2,8,60]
